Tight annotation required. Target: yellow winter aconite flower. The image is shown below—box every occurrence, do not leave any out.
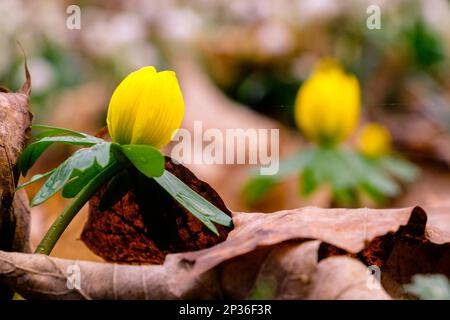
[107,66,184,149]
[356,123,392,158]
[294,59,361,145]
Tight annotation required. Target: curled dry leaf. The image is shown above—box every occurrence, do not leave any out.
[81,157,232,264]
[180,206,450,273]
[0,205,449,299]
[0,66,32,299]
[0,240,390,300]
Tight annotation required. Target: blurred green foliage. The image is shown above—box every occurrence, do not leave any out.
[244,146,419,207]
[405,274,450,300]
[407,19,445,70]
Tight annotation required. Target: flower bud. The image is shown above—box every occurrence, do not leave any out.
[294,60,360,146]
[107,66,184,149]
[357,123,392,158]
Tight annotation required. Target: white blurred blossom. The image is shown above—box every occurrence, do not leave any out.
[25,58,56,93]
[114,43,159,73]
[82,10,147,57]
[256,20,294,57]
[421,0,450,36]
[157,8,202,42]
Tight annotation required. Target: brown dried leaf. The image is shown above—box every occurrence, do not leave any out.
[174,206,449,299]
[219,240,390,299]
[0,65,32,298]
[1,205,449,299]
[0,239,391,300]
[179,206,447,273]
[81,157,232,264]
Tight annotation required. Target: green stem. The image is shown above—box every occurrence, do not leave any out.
[34,160,121,255]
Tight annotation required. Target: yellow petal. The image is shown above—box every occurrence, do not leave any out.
[106,66,184,149]
[294,60,361,146]
[356,123,392,158]
[130,71,184,148]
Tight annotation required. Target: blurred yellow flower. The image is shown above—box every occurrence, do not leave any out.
[294,59,361,145]
[356,123,392,158]
[107,66,184,149]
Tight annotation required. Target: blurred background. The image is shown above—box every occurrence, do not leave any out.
[1,0,450,260]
